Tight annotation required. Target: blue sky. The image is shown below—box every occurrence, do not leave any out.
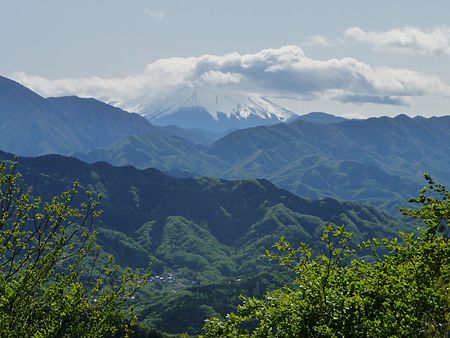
[2,0,450,117]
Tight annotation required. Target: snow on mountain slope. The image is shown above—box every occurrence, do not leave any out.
[120,86,296,131]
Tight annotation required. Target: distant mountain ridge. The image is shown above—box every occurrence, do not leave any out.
[208,114,450,209]
[293,111,349,124]
[74,131,228,176]
[0,75,154,156]
[74,113,449,212]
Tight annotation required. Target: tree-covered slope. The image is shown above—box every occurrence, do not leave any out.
[210,114,450,184]
[75,131,228,176]
[265,155,421,211]
[0,151,409,334]
[75,114,450,212]
[205,114,450,211]
[0,151,402,277]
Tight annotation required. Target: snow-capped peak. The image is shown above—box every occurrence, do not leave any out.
[123,86,295,122]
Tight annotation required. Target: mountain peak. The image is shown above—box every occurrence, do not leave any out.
[0,75,46,102]
[122,86,296,131]
[0,75,154,156]
[293,112,348,124]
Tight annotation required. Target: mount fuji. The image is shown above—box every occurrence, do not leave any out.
[122,86,297,132]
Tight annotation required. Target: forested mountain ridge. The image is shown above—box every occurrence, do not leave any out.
[79,113,447,212]
[74,131,228,177]
[0,150,403,278]
[210,114,450,181]
[207,114,450,210]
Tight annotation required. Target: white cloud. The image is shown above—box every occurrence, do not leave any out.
[13,72,151,104]
[345,26,450,55]
[13,45,450,109]
[200,71,242,86]
[303,35,336,47]
[144,8,165,20]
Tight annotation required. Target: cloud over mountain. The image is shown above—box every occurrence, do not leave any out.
[13,45,450,109]
[345,26,450,55]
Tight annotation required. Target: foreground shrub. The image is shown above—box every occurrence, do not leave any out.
[0,161,148,337]
[205,174,450,337]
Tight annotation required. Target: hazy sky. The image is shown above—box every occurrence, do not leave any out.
[2,0,450,117]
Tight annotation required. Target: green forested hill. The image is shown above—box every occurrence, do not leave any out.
[0,151,405,333]
[2,151,402,266]
[74,131,228,177]
[265,155,421,211]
